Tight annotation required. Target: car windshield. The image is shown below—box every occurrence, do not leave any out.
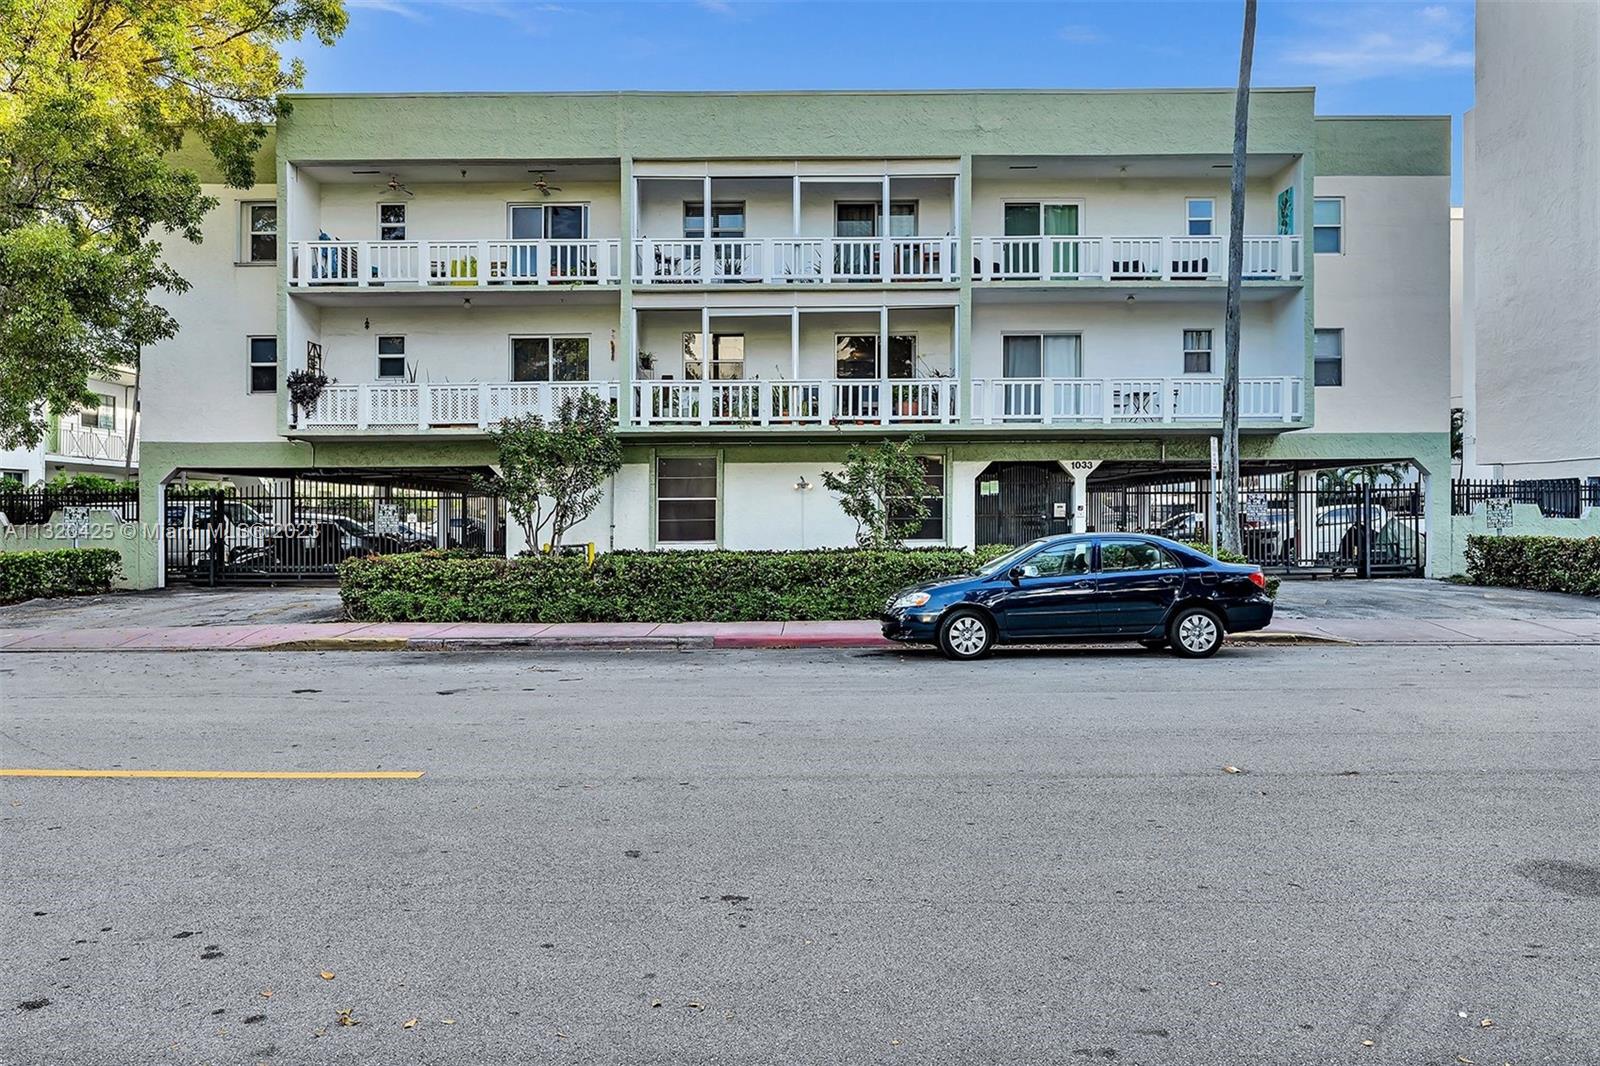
[976,539,1049,576]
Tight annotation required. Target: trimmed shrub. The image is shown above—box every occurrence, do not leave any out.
[1464,535,1600,596]
[341,547,1010,623]
[0,549,123,604]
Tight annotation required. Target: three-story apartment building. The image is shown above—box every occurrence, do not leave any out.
[138,89,1450,584]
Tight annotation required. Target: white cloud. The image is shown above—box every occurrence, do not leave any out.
[1058,24,1103,44]
[1273,2,1472,83]
[346,0,573,31]
[346,0,428,20]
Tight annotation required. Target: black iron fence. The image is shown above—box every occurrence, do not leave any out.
[164,478,505,585]
[1451,478,1600,518]
[1088,473,1425,577]
[0,488,140,525]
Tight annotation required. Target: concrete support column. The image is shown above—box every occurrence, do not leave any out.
[950,460,988,549]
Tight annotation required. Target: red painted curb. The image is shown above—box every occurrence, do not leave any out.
[712,634,896,649]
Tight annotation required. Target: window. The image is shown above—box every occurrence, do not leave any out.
[509,203,589,239]
[1023,540,1093,577]
[377,336,407,379]
[378,203,407,241]
[1002,201,1080,237]
[242,202,277,262]
[682,333,745,381]
[683,201,745,240]
[248,337,278,394]
[1313,197,1343,254]
[1183,329,1214,374]
[1099,539,1177,572]
[890,457,946,542]
[1314,328,1343,386]
[1186,198,1215,237]
[78,395,115,431]
[834,334,916,379]
[0,468,27,484]
[511,336,589,382]
[833,201,919,238]
[656,456,717,544]
[1001,334,1082,378]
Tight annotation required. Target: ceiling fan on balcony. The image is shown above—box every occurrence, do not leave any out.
[383,174,414,197]
[523,170,563,197]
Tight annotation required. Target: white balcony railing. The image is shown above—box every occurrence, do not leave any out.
[972,376,1303,424]
[289,239,623,287]
[299,381,619,431]
[632,236,960,284]
[49,424,138,464]
[631,379,960,426]
[972,235,1302,282]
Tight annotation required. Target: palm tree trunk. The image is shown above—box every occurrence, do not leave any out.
[1219,0,1257,555]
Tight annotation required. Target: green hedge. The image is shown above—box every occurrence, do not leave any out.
[1465,535,1600,596]
[340,546,1015,623]
[0,549,123,605]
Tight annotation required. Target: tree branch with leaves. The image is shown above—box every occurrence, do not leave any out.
[477,391,623,555]
[821,436,933,550]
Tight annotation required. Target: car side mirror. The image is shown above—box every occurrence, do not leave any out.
[1009,564,1039,583]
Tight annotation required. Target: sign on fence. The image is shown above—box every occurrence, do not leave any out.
[373,502,401,536]
[62,506,90,544]
[1484,498,1514,533]
[1244,493,1270,523]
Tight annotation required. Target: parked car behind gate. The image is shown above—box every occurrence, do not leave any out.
[881,533,1273,661]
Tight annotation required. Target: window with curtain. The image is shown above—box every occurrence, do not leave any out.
[509,204,591,240]
[683,201,745,239]
[656,456,717,544]
[834,335,916,379]
[1002,334,1081,377]
[1182,329,1213,374]
[78,396,114,431]
[682,333,746,380]
[1313,198,1343,254]
[833,202,918,238]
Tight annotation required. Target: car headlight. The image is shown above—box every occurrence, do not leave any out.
[892,591,931,610]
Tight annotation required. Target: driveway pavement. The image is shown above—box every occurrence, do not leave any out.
[0,585,344,630]
[1272,578,1598,619]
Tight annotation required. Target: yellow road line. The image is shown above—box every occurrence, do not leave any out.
[0,769,424,780]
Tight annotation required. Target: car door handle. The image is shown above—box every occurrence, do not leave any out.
[1158,576,1179,586]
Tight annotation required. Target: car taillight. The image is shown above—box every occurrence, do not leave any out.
[1248,570,1267,590]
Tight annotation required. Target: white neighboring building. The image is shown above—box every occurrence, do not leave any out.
[1461,0,1600,480]
[0,368,140,485]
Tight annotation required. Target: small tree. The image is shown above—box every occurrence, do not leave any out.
[478,391,622,554]
[821,437,932,550]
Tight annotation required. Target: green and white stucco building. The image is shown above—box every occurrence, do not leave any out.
[138,88,1451,584]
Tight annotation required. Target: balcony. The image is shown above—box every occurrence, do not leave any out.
[972,235,1302,283]
[49,424,138,465]
[632,379,959,426]
[299,381,619,431]
[971,376,1303,424]
[289,239,623,288]
[632,236,959,285]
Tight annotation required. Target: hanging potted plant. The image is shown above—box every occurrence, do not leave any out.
[286,367,331,421]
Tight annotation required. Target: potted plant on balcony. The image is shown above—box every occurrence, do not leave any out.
[286,367,331,423]
[636,350,655,379]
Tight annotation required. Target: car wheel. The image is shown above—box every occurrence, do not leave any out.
[1138,638,1167,651]
[1167,606,1224,659]
[938,609,995,661]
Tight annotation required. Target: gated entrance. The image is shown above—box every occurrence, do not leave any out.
[974,462,1074,546]
[164,474,505,585]
[1086,471,1425,577]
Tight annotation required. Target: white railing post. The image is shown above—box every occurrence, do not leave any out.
[1102,379,1114,424]
[355,241,369,287]
[1042,378,1055,426]
[1162,378,1175,422]
[1101,242,1113,281]
[1281,376,1294,422]
[416,240,430,286]
[477,381,491,429]
[356,386,370,430]
[820,380,834,424]
[476,240,490,286]
[295,241,307,286]
[539,383,553,422]
[416,381,430,430]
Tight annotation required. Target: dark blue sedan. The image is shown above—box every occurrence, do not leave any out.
[880,533,1273,660]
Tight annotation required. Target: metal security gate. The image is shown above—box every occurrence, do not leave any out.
[164,476,505,585]
[1087,472,1425,577]
[975,462,1074,546]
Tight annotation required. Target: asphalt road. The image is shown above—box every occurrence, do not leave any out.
[3,644,1598,1065]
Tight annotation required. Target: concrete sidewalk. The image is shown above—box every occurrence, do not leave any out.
[1,614,1597,652]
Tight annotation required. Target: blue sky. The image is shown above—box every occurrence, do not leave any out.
[298,0,1474,200]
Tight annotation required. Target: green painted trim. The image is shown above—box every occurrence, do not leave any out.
[1315,117,1450,177]
[169,130,277,186]
[278,90,1317,163]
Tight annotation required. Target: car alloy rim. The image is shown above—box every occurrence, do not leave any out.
[1178,613,1218,653]
[949,616,988,656]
